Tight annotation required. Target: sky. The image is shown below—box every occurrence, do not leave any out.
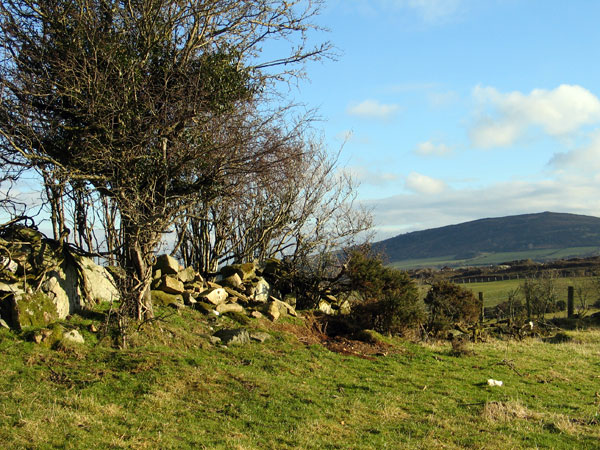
[289,0,600,239]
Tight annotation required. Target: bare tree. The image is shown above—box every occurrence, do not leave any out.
[174,132,373,306]
[0,0,330,321]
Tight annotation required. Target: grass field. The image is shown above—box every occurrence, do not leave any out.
[389,246,600,270]
[1,304,600,449]
[458,276,600,309]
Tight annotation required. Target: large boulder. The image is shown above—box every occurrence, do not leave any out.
[0,227,119,328]
[78,256,120,305]
[216,303,245,314]
[157,275,185,295]
[247,277,270,303]
[9,292,59,330]
[177,267,197,283]
[265,297,297,322]
[153,254,180,276]
[213,328,250,345]
[220,263,256,282]
[199,287,228,305]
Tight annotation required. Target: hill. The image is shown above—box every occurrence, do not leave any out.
[374,212,600,268]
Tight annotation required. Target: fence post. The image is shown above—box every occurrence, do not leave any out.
[567,286,574,318]
[479,292,484,322]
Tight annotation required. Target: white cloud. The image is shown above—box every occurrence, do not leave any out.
[405,172,447,194]
[549,130,600,172]
[470,84,600,148]
[349,166,400,186]
[427,90,459,108]
[414,140,452,156]
[347,99,400,119]
[469,119,521,149]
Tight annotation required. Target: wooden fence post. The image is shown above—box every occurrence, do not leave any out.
[479,292,484,322]
[567,286,574,318]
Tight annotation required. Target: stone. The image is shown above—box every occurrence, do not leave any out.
[158,276,185,295]
[0,318,9,329]
[153,254,180,275]
[63,329,85,345]
[151,290,184,307]
[248,278,270,303]
[250,311,264,319]
[209,335,222,345]
[220,263,256,281]
[41,255,119,318]
[216,303,245,314]
[338,300,351,315]
[199,287,228,305]
[195,301,215,315]
[249,331,271,343]
[266,301,280,321]
[182,291,197,306]
[77,256,120,305]
[213,328,250,345]
[0,257,18,273]
[265,297,297,321]
[238,262,256,281]
[0,281,25,297]
[276,297,297,317]
[261,258,282,276]
[153,268,162,280]
[10,292,59,329]
[223,287,249,304]
[318,299,334,315]
[325,294,337,303]
[177,267,196,283]
[167,301,184,310]
[222,273,243,289]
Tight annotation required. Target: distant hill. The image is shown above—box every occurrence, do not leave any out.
[373,212,600,268]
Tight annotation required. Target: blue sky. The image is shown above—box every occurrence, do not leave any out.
[290,0,600,239]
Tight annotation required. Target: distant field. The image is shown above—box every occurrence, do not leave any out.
[389,246,600,270]
[459,276,600,309]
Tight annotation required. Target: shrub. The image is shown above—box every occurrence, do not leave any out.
[424,281,481,336]
[347,250,425,336]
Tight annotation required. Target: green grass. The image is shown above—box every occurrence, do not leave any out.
[459,276,600,308]
[1,305,599,449]
[389,247,600,269]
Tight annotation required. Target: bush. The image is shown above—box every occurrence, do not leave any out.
[424,281,481,336]
[347,250,425,336]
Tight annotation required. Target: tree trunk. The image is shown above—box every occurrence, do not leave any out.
[121,218,154,321]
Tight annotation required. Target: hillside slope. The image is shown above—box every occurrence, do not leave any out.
[374,212,600,264]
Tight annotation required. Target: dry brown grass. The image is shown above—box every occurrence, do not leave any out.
[482,401,542,423]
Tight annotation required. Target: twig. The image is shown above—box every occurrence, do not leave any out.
[496,358,524,377]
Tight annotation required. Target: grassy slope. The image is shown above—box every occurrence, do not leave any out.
[1,306,600,449]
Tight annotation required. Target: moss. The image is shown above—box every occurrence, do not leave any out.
[151,290,183,307]
[14,291,59,329]
[223,311,250,325]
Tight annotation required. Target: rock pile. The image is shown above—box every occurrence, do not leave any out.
[0,226,119,330]
[150,254,298,322]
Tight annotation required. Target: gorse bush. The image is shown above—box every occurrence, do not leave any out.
[424,281,481,337]
[346,249,425,336]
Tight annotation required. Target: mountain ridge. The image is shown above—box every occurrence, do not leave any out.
[373,212,600,265]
